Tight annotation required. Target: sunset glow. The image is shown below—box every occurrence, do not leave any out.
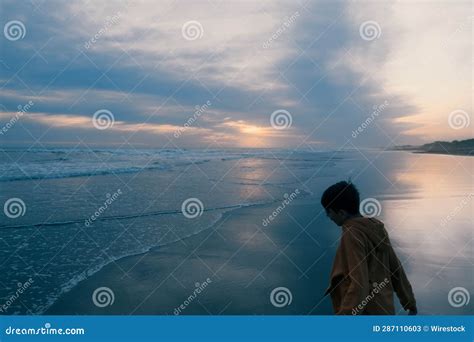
[0,0,471,148]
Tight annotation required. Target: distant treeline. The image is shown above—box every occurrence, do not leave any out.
[391,138,474,156]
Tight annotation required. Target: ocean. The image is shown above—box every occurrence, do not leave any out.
[0,148,472,315]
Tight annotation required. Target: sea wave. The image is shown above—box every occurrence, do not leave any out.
[0,148,342,182]
[31,199,281,314]
[0,202,271,230]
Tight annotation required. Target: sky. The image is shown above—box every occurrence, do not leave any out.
[0,0,472,149]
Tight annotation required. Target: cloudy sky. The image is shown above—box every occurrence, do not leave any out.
[0,0,472,149]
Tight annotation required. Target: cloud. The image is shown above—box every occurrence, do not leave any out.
[0,0,471,148]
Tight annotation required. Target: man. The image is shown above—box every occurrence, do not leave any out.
[321,181,417,315]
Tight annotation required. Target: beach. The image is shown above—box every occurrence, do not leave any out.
[46,200,337,315]
[1,149,472,315]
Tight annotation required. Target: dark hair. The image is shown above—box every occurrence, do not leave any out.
[321,181,360,215]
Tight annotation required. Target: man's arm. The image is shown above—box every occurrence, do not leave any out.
[336,228,371,315]
[388,243,417,314]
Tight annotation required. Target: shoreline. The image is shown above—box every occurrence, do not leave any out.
[46,199,338,315]
[388,138,474,157]
[37,203,256,315]
[387,148,473,156]
[411,150,474,157]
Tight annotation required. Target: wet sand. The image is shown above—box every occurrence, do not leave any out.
[35,152,474,316]
[46,200,339,315]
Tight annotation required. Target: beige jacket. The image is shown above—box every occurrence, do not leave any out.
[325,217,416,315]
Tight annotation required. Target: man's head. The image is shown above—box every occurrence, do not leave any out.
[321,181,360,226]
